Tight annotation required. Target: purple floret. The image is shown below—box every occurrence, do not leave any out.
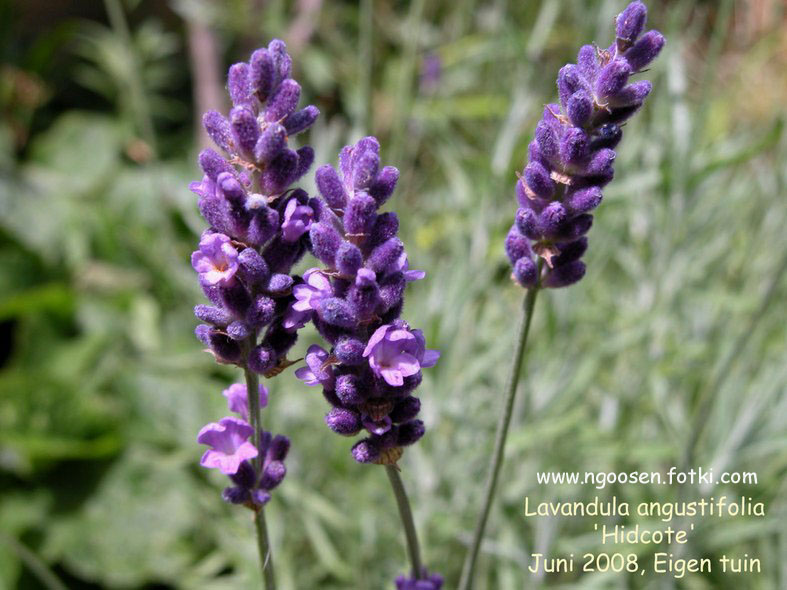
[198,417,259,475]
[222,382,269,421]
[364,325,440,387]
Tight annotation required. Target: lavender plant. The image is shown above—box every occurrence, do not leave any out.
[289,136,442,585]
[459,2,665,587]
[190,39,318,588]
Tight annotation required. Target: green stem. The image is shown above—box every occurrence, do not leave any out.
[385,465,424,579]
[254,507,276,589]
[0,533,67,590]
[459,283,541,590]
[244,337,275,589]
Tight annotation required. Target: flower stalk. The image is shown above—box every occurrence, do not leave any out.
[458,279,540,590]
[385,465,423,580]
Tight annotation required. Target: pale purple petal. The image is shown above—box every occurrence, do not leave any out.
[197,417,258,475]
[421,349,440,368]
[363,324,391,357]
[381,367,403,386]
[394,352,420,377]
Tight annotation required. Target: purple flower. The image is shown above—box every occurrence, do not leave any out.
[397,253,426,282]
[281,197,314,242]
[198,417,259,475]
[283,268,333,331]
[505,1,663,289]
[222,383,269,421]
[300,137,439,463]
[191,39,315,506]
[395,570,444,590]
[191,233,239,287]
[294,344,335,389]
[364,324,440,387]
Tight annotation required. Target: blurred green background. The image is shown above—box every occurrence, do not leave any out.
[1,0,785,588]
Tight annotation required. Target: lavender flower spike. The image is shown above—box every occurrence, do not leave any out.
[462,5,664,589]
[506,0,664,289]
[295,136,439,466]
[190,38,317,588]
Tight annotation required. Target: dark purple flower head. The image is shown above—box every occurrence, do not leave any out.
[297,137,439,463]
[191,40,316,507]
[506,1,663,289]
[395,570,444,590]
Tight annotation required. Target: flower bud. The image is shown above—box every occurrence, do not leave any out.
[390,396,421,423]
[248,344,276,374]
[326,408,362,436]
[335,337,366,365]
[565,186,603,213]
[543,260,586,288]
[266,273,294,293]
[567,90,593,128]
[595,60,631,98]
[309,222,342,267]
[623,30,665,72]
[367,238,404,274]
[238,247,271,287]
[608,80,652,108]
[336,374,365,405]
[397,420,425,446]
[560,127,589,165]
[515,208,540,239]
[553,237,588,266]
[336,241,363,276]
[577,44,599,80]
[616,1,647,50]
[247,294,276,328]
[557,64,584,109]
[344,193,378,236]
[194,304,233,327]
[249,48,275,101]
[352,150,380,190]
[265,79,301,122]
[513,257,538,287]
[260,460,286,489]
[523,161,555,199]
[368,166,399,205]
[539,201,568,236]
[368,212,400,249]
[316,297,358,328]
[228,63,251,107]
[203,111,234,154]
[351,439,379,463]
[283,105,319,135]
[316,165,348,210]
[227,321,250,341]
[230,106,259,155]
[254,123,287,165]
[199,148,234,180]
[505,227,532,264]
